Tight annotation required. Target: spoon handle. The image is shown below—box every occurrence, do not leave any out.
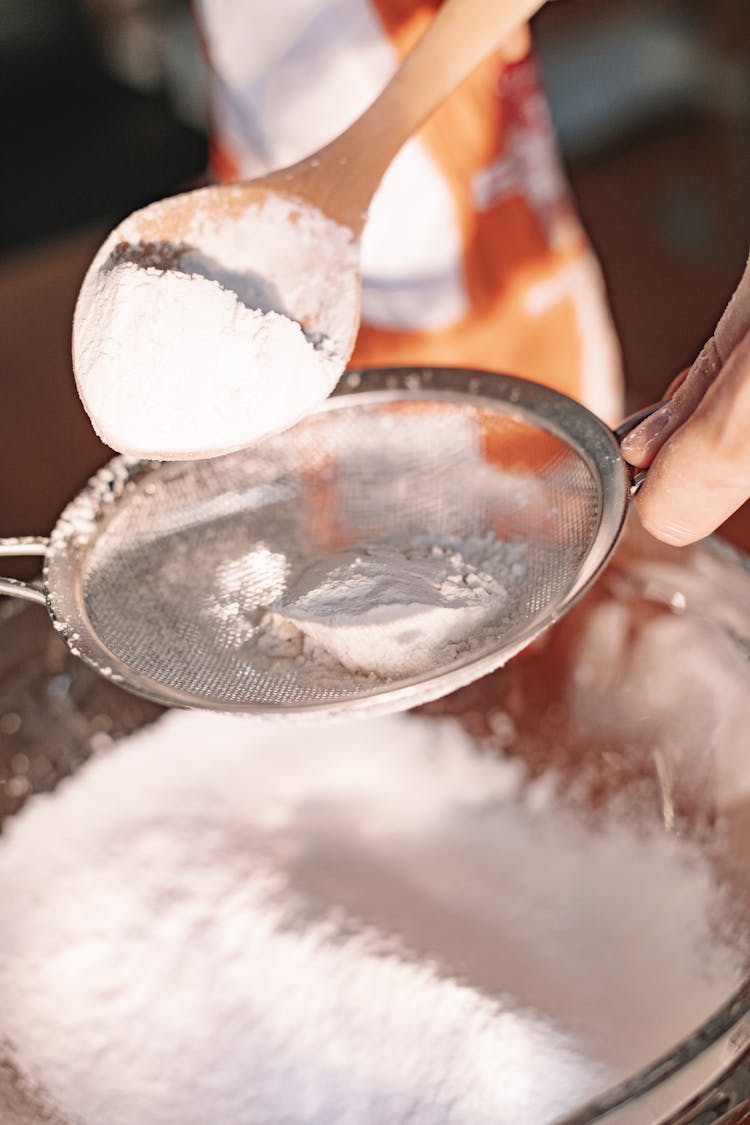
[301,0,546,228]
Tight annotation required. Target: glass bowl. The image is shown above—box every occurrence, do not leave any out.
[0,518,749,1125]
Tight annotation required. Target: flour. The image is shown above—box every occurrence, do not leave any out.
[73,191,358,459]
[263,533,527,679]
[0,709,743,1125]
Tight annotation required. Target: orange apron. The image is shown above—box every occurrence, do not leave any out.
[195,0,622,423]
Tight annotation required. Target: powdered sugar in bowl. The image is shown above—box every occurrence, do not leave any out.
[1,521,750,1124]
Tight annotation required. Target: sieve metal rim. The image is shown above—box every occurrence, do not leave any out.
[31,367,630,716]
[331,367,630,609]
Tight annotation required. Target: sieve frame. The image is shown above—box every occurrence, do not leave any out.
[11,367,632,717]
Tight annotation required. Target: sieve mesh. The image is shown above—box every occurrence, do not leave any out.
[48,386,604,713]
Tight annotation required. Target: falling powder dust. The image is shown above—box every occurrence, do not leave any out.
[73,191,358,459]
[0,709,745,1125]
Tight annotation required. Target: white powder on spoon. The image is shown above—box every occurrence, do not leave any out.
[73,192,358,459]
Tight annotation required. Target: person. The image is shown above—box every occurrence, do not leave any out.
[193,0,748,548]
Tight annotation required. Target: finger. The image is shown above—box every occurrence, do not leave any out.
[620,342,722,467]
[665,364,691,398]
[621,250,750,467]
[620,365,690,464]
[498,24,531,63]
[634,330,750,545]
[715,249,750,358]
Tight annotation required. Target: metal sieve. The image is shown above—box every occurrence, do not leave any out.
[0,367,649,718]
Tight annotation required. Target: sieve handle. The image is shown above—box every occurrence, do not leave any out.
[614,402,668,497]
[0,537,49,605]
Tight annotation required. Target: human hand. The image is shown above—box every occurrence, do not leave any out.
[620,252,750,546]
[499,24,531,63]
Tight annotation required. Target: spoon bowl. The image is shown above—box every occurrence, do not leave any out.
[73,184,361,459]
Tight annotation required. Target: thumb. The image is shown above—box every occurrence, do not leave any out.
[629,328,750,546]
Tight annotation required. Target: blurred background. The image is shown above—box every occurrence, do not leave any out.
[1,0,749,551]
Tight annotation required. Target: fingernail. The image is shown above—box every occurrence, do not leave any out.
[620,404,672,461]
[651,523,695,547]
[640,515,698,547]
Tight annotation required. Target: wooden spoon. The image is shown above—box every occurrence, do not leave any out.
[74,0,545,460]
